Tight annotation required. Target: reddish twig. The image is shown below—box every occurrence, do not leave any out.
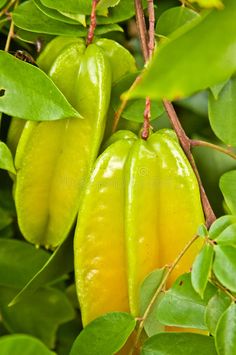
[86,0,99,46]
[141,97,151,139]
[191,139,236,160]
[163,100,216,227]
[134,0,149,62]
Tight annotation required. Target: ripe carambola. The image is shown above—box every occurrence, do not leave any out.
[74,129,204,325]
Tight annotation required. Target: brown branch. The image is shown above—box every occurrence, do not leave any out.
[147,0,155,57]
[163,100,216,228]
[86,0,99,46]
[134,0,149,62]
[191,139,236,160]
[141,97,151,139]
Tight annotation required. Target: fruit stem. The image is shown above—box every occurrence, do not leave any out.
[86,0,99,46]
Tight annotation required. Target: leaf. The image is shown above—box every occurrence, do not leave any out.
[97,0,120,14]
[0,286,75,348]
[188,0,223,9]
[213,245,236,292]
[215,303,236,355]
[156,6,199,37]
[13,1,87,35]
[112,73,164,122]
[10,234,74,306]
[0,51,80,121]
[59,12,86,26]
[214,223,236,246]
[129,0,236,101]
[220,171,236,214]
[141,333,217,355]
[157,273,216,329]
[0,0,7,9]
[209,77,236,146]
[40,0,91,14]
[140,268,167,336]
[210,79,229,99]
[0,239,49,289]
[0,208,13,231]
[0,334,54,355]
[33,0,80,25]
[191,244,214,298]
[0,142,15,174]
[69,312,136,355]
[209,215,236,240]
[205,290,231,335]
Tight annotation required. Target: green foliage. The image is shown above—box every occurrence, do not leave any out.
[220,171,236,214]
[0,142,15,174]
[0,334,55,355]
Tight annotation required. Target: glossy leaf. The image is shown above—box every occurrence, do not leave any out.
[157,273,216,329]
[0,335,54,355]
[213,223,236,246]
[140,268,167,336]
[0,51,79,121]
[213,245,236,292]
[209,215,236,240]
[0,142,15,174]
[157,6,199,37]
[40,0,91,14]
[97,0,120,13]
[0,239,49,289]
[0,287,75,348]
[10,235,74,306]
[209,77,236,146]
[130,0,236,101]
[141,333,217,355]
[191,244,214,298]
[70,313,136,355]
[205,290,231,335]
[215,303,236,355]
[220,171,236,214]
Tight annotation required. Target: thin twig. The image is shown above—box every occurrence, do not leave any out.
[163,100,216,228]
[130,234,200,355]
[86,0,99,46]
[134,0,149,62]
[191,139,236,160]
[0,0,16,17]
[141,97,151,139]
[4,14,14,52]
[147,0,155,57]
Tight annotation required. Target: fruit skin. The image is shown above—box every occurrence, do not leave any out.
[14,41,112,248]
[74,129,204,325]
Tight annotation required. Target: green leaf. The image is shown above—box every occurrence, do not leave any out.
[0,0,7,9]
[69,312,136,355]
[215,303,236,355]
[59,12,86,26]
[141,333,217,355]
[0,208,13,231]
[0,239,49,288]
[0,334,54,355]
[0,142,15,174]
[213,245,236,292]
[157,6,199,37]
[191,244,214,298]
[214,223,236,246]
[97,0,120,14]
[140,268,167,336]
[220,171,236,214]
[10,234,74,306]
[205,290,231,335]
[129,0,236,101]
[209,215,236,240]
[0,286,75,348]
[33,0,80,25]
[188,0,223,8]
[157,273,216,329]
[0,51,80,121]
[209,77,236,146]
[210,79,229,99]
[13,1,87,35]
[40,0,91,14]
[112,73,164,122]
[198,224,208,238]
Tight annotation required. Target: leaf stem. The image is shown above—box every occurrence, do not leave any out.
[86,0,99,46]
[191,139,236,160]
[130,234,200,354]
[210,274,236,302]
[0,0,16,17]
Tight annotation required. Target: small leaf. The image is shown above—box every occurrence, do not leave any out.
[214,223,236,246]
[213,245,236,292]
[140,268,167,336]
[0,334,54,355]
[205,290,231,336]
[198,224,208,238]
[0,51,80,121]
[209,77,236,146]
[209,215,236,240]
[157,6,199,37]
[157,273,216,329]
[129,0,236,101]
[141,333,217,355]
[215,303,236,355]
[188,0,223,9]
[69,312,136,355]
[10,234,73,306]
[220,171,236,214]
[191,244,214,298]
[0,142,15,174]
